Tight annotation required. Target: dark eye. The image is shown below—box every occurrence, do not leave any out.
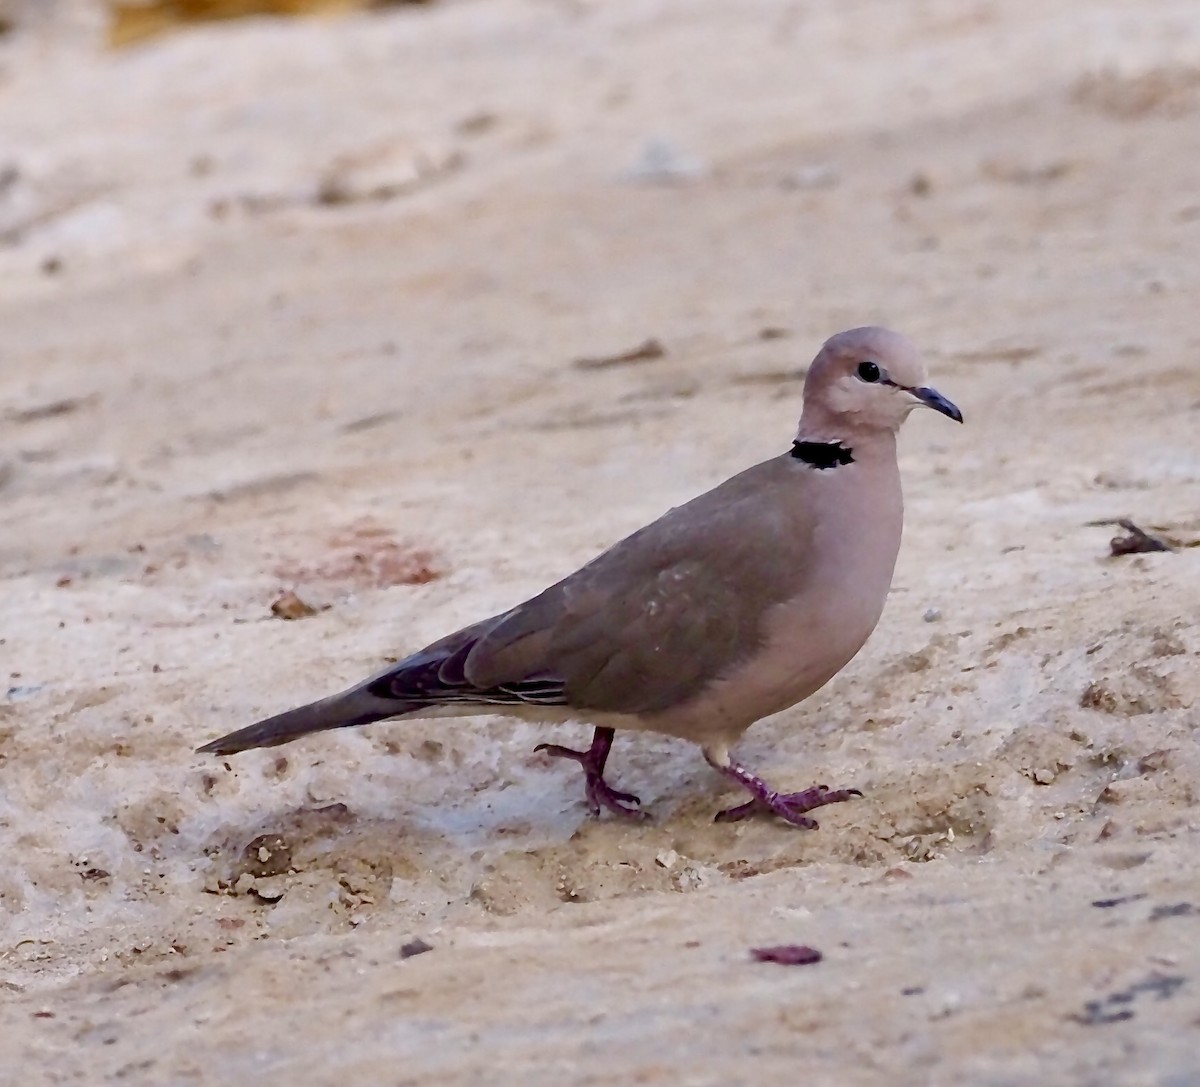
[856,360,882,383]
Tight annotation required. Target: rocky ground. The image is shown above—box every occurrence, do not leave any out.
[2,1,1200,1083]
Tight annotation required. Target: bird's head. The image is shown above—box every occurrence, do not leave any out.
[798,326,962,440]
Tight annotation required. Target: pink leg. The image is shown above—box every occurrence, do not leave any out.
[705,752,861,829]
[535,727,646,820]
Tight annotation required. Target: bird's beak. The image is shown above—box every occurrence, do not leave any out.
[910,385,963,423]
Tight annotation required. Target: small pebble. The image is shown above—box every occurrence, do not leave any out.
[400,938,433,960]
[750,945,822,966]
[623,138,708,185]
[250,876,287,902]
[270,590,319,621]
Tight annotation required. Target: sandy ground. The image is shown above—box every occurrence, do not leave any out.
[2,0,1200,1082]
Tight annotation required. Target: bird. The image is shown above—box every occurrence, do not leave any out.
[198,326,962,828]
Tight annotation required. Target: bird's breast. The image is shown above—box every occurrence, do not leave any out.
[663,462,903,739]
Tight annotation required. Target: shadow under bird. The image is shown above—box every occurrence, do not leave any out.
[199,326,963,827]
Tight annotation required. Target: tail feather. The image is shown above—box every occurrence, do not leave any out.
[197,686,423,756]
[197,615,563,758]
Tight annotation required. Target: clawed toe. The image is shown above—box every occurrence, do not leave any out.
[604,786,642,806]
[587,782,646,820]
[713,799,760,824]
[779,784,862,809]
[536,728,645,820]
[707,754,863,829]
[534,742,584,763]
[713,796,821,828]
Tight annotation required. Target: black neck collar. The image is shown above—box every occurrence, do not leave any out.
[790,440,854,469]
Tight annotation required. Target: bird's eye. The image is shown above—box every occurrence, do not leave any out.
[856,360,882,383]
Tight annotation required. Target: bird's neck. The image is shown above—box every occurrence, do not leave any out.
[790,439,854,469]
[790,427,896,468]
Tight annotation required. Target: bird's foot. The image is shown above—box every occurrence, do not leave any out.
[535,727,646,820]
[709,757,861,829]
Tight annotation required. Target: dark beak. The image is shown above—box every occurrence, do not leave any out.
[911,386,963,423]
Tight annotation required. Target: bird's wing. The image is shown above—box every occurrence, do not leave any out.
[462,456,815,715]
[363,621,568,708]
[198,456,823,757]
[366,456,813,717]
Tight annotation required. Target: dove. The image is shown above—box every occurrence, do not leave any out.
[199,326,962,828]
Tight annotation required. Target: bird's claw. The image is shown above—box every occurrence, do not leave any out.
[584,779,646,821]
[712,775,862,829]
[535,731,646,820]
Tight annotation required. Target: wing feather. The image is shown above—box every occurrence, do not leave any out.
[466,456,813,715]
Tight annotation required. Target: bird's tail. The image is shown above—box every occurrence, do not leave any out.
[196,685,424,756]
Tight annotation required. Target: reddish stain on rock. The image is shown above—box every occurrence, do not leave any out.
[275,518,443,589]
